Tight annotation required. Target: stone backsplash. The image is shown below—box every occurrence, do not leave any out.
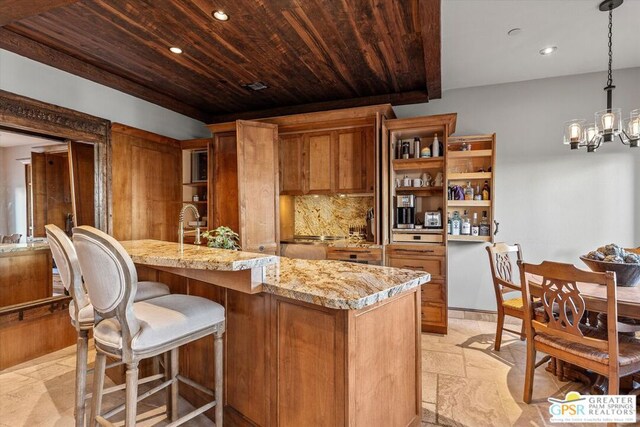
[294,195,373,236]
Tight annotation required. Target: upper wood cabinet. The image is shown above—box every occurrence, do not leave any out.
[209,120,280,255]
[305,131,334,194]
[335,127,375,194]
[279,127,375,195]
[279,134,305,195]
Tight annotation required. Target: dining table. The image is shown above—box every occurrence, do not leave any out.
[527,274,640,394]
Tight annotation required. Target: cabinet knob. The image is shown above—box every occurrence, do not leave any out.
[259,245,265,252]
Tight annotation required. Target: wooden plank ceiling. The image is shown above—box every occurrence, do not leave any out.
[0,0,441,123]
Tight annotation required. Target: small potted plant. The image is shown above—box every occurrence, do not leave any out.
[201,226,241,250]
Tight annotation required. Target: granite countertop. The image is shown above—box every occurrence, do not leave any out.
[263,257,430,310]
[120,240,278,271]
[121,239,430,310]
[0,241,50,254]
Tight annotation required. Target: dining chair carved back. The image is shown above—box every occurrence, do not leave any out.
[486,242,526,350]
[519,260,640,405]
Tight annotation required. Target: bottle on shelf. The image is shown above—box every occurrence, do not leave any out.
[461,210,471,235]
[464,181,474,200]
[401,140,410,159]
[482,181,491,201]
[413,137,421,159]
[479,211,490,236]
[474,184,482,200]
[471,213,479,236]
[431,134,440,157]
[447,212,452,235]
[451,211,462,236]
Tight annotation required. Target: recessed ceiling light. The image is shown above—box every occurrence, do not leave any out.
[507,28,522,36]
[539,46,557,56]
[213,10,229,21]
[169,47,183,54]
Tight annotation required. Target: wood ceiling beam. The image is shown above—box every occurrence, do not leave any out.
[207,90,429,124]
[419,0,442,100]
[0,0,80,27]
[0,28,209,122]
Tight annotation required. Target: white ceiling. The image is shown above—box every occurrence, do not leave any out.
[441,0,640,91]
[0,130,59,148]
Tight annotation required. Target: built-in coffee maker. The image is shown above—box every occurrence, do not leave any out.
[396,195,415,229]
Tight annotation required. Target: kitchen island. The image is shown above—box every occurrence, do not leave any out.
[122,240,430,427]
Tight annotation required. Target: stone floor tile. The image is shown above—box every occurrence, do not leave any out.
[422,351,466,377]
[422,371,437,403]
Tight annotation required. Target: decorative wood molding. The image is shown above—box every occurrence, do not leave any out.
[0,89,112,233]
[419,0,442,100]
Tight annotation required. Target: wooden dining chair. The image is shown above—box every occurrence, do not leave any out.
[486,242,527,350]
[519,260,640,403]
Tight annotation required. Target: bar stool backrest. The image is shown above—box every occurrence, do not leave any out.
[45,225,90,319]
[72,225,140,358]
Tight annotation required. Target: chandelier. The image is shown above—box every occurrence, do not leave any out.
[564,0,639,152]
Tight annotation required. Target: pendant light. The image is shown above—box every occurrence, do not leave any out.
[563,0,639,152]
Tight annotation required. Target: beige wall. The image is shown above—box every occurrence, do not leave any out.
[395,67,640,311]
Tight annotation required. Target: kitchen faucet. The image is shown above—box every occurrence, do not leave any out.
[178,203,201,250]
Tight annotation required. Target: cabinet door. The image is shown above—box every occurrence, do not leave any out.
[279,133,305,195]
[305,131,334,194]
[236,120,279,254]
[335,128,375,193]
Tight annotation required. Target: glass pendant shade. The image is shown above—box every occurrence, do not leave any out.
[595,108,622,136]
[629,109,640,138]
[584,123,598,145]
[563,119,586,146]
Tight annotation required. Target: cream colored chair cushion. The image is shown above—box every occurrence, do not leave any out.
[94,294,224,354]
[70,281,170,327]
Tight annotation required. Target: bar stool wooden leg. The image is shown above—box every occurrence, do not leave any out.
[125,361,139,426]
[164,351,173,420]
[170,348,179,422]
[214,331,224,427]
[75,329,89,427]
[91,353,107,427]
[523,342,536,403]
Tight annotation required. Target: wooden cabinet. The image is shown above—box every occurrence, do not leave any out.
[335,127,375,193]
[326,247,382,264]
[279,127,375,196]
[279,134,305,195]
[208,120,279,255]
[305,131,334,194]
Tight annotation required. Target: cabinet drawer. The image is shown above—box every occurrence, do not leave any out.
[392,233,442,244]
[421,281,445,303]
[387,256,445,279]
[387,245,445,257]
[326,247,382,262]
[422,302,446,326]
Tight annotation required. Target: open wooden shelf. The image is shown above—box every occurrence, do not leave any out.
[448,235,492,242]
[447,149,492,159]
[182,200,207,204]
[447,172,492,181]
[392,157,444,171]
[182,182,207,187]
[396,186,443,196]
[447,200,491,207]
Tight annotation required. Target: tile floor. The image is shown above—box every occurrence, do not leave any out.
[0,317,636,426]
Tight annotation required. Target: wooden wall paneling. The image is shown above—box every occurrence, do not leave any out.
[0,303,76,370]
[235,120,279,254]
[210,134,239,233]
[347,290,421,427]
[278,133,305,195]
[0,250,52,308]
[305,131,334,194]
[111,123,181,241]
[225,290,271,426]
[68,140,95,227]
[30,151,47,237]
[274,297,346,427]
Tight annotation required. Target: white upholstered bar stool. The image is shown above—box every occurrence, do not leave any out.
[45,224,171,427]
[72,226,225,427]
